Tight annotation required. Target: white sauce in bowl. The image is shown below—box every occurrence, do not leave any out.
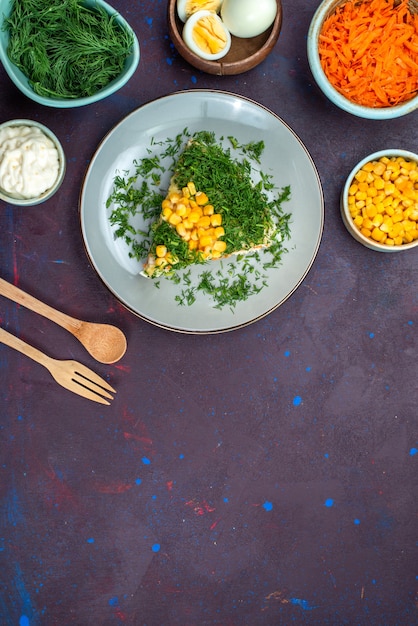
[0,125,60,199]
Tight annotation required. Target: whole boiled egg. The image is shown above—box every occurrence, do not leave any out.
[182,10,231,61]
[177,0,224,23]
[221,0,277,38]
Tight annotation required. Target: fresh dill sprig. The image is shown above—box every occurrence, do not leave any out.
[5,0,134,98]
[106,173,161,260]
[197,268,265,312]
[175,287,196,307]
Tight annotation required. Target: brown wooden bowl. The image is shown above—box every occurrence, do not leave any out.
[167,0,282,76]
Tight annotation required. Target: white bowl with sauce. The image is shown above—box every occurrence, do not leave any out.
[0,119,66,206]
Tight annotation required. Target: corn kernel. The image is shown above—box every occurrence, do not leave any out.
[199,235,214,248]
[197,215,211,228]
[210,214,222,227]
[168,212,182,226]
[176,223,187,238]
[195,191,208,205]
[355,169,368,183]
[187,181,196,196]
[379,220,391,233]
[356,191,367,201]
[371,227,384,241]
[162,206,172,220]
[373,162,386,176]
[392,211,404,223]
[189,211,201,223]
[213,240,227,253]
[156,245,167,258]
[176,203,188,217]
[363,162,374,172]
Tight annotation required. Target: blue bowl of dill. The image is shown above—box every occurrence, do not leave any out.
[0,0,140,108]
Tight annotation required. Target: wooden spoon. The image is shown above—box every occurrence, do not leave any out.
[0,277,127,364]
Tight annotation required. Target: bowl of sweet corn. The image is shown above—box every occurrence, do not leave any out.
[341,150,418,252]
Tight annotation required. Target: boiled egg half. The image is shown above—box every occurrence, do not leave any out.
[182,10,231,61]
[177,0,224,23]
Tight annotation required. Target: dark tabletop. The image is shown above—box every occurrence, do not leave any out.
[1,1,418,625]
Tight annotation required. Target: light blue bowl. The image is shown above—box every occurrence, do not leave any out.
[340,149,418,251]
[0,0,140,108]
[0,119,66,205]
[307,0,418,119]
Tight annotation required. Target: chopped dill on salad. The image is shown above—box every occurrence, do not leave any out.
[106,129,291,311]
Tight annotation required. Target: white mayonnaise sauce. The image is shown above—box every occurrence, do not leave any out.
[0,125,60,199]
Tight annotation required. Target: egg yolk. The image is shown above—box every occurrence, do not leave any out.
[192,15,227,54]
[184,0,222,19]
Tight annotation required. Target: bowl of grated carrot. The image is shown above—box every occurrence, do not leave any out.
[341,150,418,251]
[307,0,418,119]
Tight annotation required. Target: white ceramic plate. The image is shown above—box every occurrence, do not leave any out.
[80,90,324,333]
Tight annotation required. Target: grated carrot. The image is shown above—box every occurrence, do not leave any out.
[318,0,418,107]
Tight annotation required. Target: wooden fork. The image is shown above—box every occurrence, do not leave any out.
[0,327,115,405]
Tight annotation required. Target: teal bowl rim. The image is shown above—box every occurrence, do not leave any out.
[340,149,418,252]
[307,0,418,120]
[0,0,140,108]
[0,119,67,206]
